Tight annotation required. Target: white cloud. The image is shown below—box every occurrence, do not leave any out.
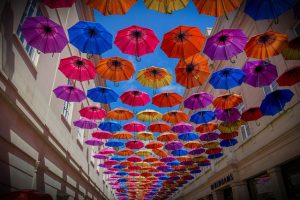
[159,84,184,94]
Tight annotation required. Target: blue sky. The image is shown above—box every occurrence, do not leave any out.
[95,0,215,117]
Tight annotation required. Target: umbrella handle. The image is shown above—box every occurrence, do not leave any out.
[255,121,260,127]
[114,82,119,87]
[87,54,93,59]
[135,56,141,62]
[153,89,157,95]
[229,57,236,64]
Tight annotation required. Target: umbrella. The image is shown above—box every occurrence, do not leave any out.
[73,117,97,129]
[152,92,183,108]
[277,66,300,86]
[171,122,193,133]
[184,141,201,149]
[178,132,199,141]
[215,108,241,122]
[219,132,239,140]
[184,92,213,110]
[79,106,106,120]
[120,90,150,107]
[136,150,152,157]
[171,149,188,156]
[190,111,215,124]
[114,25,159,61]
[123,121,146,132]
[190,169,202,174]
[105,139,124,147]
[145,141,164,149]
[144,156,159,163]
[21,16,68,53]
[195,122,218,133]
[137,132,155,141]
[209,68,245,90]
[136,109,162,122]
[199,132,219,142]
[87,0,137,15]
[162,111,188,123]
[198,160,210,166]
[243,60,278,87]
[208,153,223,159]
[157,132,178,142]
[144,0,188,14]
[53,85,85,102]
[93,154,108,160]
[260,89,294,116]
[104,160,119,166]
[206,147,222,155]
[116,171,129,176]
[148,122,171,133]
[114,131,134,140]
[117,148,134,156]
[244,31,288,59]
[175,54,210,89]
[85,138,104,146]
[160,156,176,163]
[218,120,245,133]
[161,26,205,58]
[126,140,144,149]
[167,161,180,166]
[127,156,142,162]
[213,93,243,109]
[92,131,113,140]
[99,147,115,155]
[244,0,296,21]
[43,0,75,8]
[58,56,96,81]
[241,107,263,122]
[152,149,168,158]
[99,121,122,132]
[165,141,183,151]
[87,86,119,104]
[107,108,134,121]
[220,139,238,147]
[204,29,247,61]
[189,148,205,156]
[68,21,112,55]
[282,37,300,60]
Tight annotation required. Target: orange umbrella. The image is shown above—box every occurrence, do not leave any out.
[86,0,137,15]
[143,156,159,163]
[162,110,188,123]
[137,131,155,141]
[151,161,165,167]
[107,108,134,120]
[145,141,164,149]
[157,132,178,142]
[184,141,202,149]
[152,91,183,107]
[192,155,207,163]
[117,148,134,156]
[141,172,152,177]
[161,26,206,58]
[120,161,134,167]
[152,148,168,158]
[148,122,171,133]
[113,131,134,140]
[213,93,243,109]
[176,156,191,162]
[195,122,218,133]
[96,56,135,85]
[175,53,210,89]
[245,31,288,59]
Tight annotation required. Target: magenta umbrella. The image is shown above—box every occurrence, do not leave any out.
[120,90,150,107]
[99,163,110,168]
[85,138,104,146]
[184,92,214,110]
[104,160,119,166]
[21,16,68,53]
[99,147,115,155]
[79,106,106,120]
[171,122,193,133]
[127,156,142,162]
[125,140,144,149]
[165,141,183,151]
[73,117,97,129]
[53,85,86,102]
[92,131,113,140]
[104,170,115,174]
[123,121,146,132]
[92,154,108,160]
[242,60,278,87]
[160,156,176,163]
[199,132,219,141]
[215,108,241,122]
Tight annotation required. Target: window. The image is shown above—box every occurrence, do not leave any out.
[238,103,252,140]
[16,0,42,65]
[248,173,275,200]
[62,80,74,123]
[76,127,84,145]
[263,81,278,95]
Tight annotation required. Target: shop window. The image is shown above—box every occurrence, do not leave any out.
[263,81,278,95]
[281,157,300,199]
[248,172,276,200]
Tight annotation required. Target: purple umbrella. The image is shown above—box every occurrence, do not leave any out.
[199,132,219,141]
[160,156,176,163]
[21,16,68,53]
[165,141,183,150]
[181,161,194,166]
[99,163,110,168]
[172,122,193,133]
[242,60,278,87]
[104,170,115,174]
[203,29,248,61]
[92,154,108,160]
[215,108,241,122]
[154,172,165,177]
[169,176,180,181]
[73,117,97,129]
[157,165,170,171]
[53,85,86,102]
[184,92,214,110]
[189,148,205,155]
[85,138,104,146]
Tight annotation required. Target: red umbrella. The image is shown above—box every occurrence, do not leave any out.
[92,131,113,139]
[79,106,106,120]
[241,107,263,122]
[219,132,239,140]
[120,90,150,107]
[43,0,75,8]
[277,66,300,86]
[127,156,142,162]
[148,122,171,133]
[123,121,146,132]
[206,147,222,155]
[126,140,144,149]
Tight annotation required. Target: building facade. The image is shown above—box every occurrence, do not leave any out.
[174,2,300,200]
[0,0,113,199]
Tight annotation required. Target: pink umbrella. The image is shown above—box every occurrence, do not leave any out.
[104,160,119,166]
[99,147,115,155]
[120,90,150,107]
[127,156,142,162]
[85,138,104,146]
[73,117,97,129]
[126,140,144,149]
[114,25,160,61]
[53,85,86,102]
[123,121,146,132]
[92,131,113,140]
[171,122,193,133]
[79,106,106,120]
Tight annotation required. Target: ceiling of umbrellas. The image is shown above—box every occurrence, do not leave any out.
[21,0,300,200]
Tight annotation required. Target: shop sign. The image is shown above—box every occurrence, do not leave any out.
[210,173,234,190]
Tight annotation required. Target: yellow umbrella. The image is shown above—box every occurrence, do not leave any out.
[218,120,245,133]
[136,149,152,156]
[136,162,150,167]
[136,109,162,122]
[137,131,155,141]
[144,0,188,14]
[192,155,207,163]
[202,141,219,149]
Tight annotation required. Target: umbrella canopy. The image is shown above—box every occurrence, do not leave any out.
[219,132,239,140]
[68,21,112,55]
[105,139,124,147]
[79,106,106,120]
[137,131,155,141]
[241,107,263,122]
[220,139,238,147]
[199,132,219,142]
[165,141,183,151]
[218,120,245,133]
[99,121,122,132]
[175,54,210,89]
[190,111,215,124]
[171,149,188,156]
[157,132,178,142]
[117,148,134,156]
[99,147,115,155]
[184,141,201,149]
[282,37,300,60]
[195,122,218,133]
[145,141,164,149]
[215,108,241,122]
[107,108,134,121]
[144,0,188,14]
[87,86,119,104]
[161,26,206,58]
[184,92,213,110]
[205,147,222,154]
[136,66,172,89]
[171,122,193,133]
[148,122,171,133]
[87,0,137,15]
[213,93,243,109]
[126,140,145,149]
[152,92,183,108]
[260,89,294,116]
[162,111,188,123]
[43,0,75,8]
[209,68,245,90]
[85,138,104,146]
[58,56,96,81]
[123,121,146,132]
[114,131,134,140]
[137,109,162,122]
[144,156,159,163]
[277,66,300,86]
[127,156,142,162]
[152,149,168,158]
[178,132,199,141]
[204,29,247,61]
[73,117,97,129]
[208,153,223,159]
[114,25,160,59]
[120,90,150,107]
[136,150,152,157]
[244,31,288,59]
[53,85,85,102]
[189,148,205,156]
[92,131,113,140]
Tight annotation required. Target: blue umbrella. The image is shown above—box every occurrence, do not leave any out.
[68,21,112,55]
[260,89,294,116]
[208,153,223,159]
[105,139,124,147]
[244,0,296,21]
[198,162,210,167]
[159,176,169,180]
[111,156,127,161]
[162,168,174,172]
[171,149,188,156]
[190,169,202,174]
[220,139,238,147]
[118,178,128,183]
[209,68,245,90]
[190,111,215,124]
[116,171,128,176]
[87,86,119,104]
[113,164,126,169]
[99,121,122,132]
[167,160,180,166]
[178,132,199,141]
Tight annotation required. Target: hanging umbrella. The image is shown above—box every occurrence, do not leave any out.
[190,111,215,124]
[152,92,183,108]
[171,149,188,156]
[241,107,263,122]
[152,149,168,158]
[107,108,134,121]
[165,141,183,151]
[123,121,146,132]
[189,148,205,156]
[114,131,134,140]
[85,138,104,146]
[99,147,115,155]
[21,16,68,54]
[136,109,162,122]
[104,160,119,166]
[145,141,164,149]
[209,68,245,90]
[208,153,223,159]
[59,56,96,81]
[184,141,201,149]
[120,90,150,107]
[244,31,288,59]
[148,122,171,133]
[99,121,122,132]
[195,122,218,133]
[219,132,239,140]
[87,0,137,15]
[244,0,296,21]
[215,108,241,122]
[79,106,106,120]
[117,148,134,156]
[114,25,160,61]
[157,132,178,142]
[105,139,124,147]
[126,140,144,149]
[93,154,108,160]
[178,132,199,141]
[127,156,142,162]
[144,0,188,14]
[282,37,300,60]
[144,156,159,163]
[162,111,188,123]
[171,122,193,133]
[137,132,155,141]
[218,120,245,133]
[53,85,85,102]
[205,147,222,155]
[92,130,113,140]
[213,93,243,109]
[204,29,247,61]
[136,150,152,157]
[220,139,238,147]
[260,89,294,116]
[87,86,119,104]
[68,21,112,55]
[199,132,219,142]
[73,117,97,129]
[184,92,213,110]
[175,54,210,89]
[277,66,300,86]
[161,26,205,58]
